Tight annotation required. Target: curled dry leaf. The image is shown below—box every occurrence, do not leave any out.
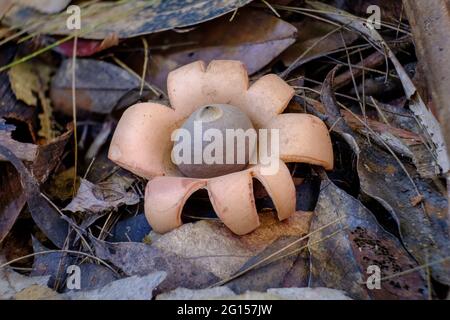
[0,145,69,248]
[0,121,71,245]
[309,176,428,300]
[0,120,38,162]
[64,178,140,214]
[0,119,72,181]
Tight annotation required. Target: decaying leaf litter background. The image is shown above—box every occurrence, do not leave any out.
[0,0,449,300]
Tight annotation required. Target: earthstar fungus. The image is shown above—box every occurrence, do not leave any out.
[109,60,333,235]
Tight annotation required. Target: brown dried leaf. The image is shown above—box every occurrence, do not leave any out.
[139,9,297,90]
[0,119,37,162]
[281,17,359,66]
[64,178,139,213]
[0,122,71,244]
[0,145,69,248]
[0,163,26,243]
[309,176,428,300]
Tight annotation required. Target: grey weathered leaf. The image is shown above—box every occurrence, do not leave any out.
[0,256,50,300]
[50,59,140,114]
[65,272,166,300]
[91,237,220,293]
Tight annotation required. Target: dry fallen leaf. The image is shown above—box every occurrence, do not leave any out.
[308,0,449,175]
[280,17,358,67]
[7,60,57,141]
[0,145,69,248]
[91,236,220,293]
[5,0,253,39]
[65,272,166,300]
[309,175,428,299]
[0,163,26,243]
[8,61,39,107]
[50,59,141,114]
[139,9,297,90]
[151,211,312,279]
[64,178,139,214]
[0,256,51,300]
